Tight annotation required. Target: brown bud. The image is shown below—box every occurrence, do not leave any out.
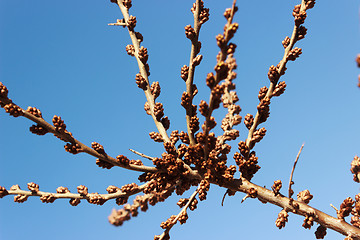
[40,194,56,203]
[27,182,39,193]
[4,103,23,117]
[275,209,288,229]
[181,65,189,81]
[315,225,327,239]
[77,185,88,195]
[297,189,313,204]
[135,73,147,90]
[96,159,114,169]
[57,186,70,194]
[149,132,163,142]
[138,46,148,64]
[26,106,42,118]
[52,115,66,132]
[287,47,302,61]
[192,54,203,66]
[282,36,290,48]
[91,142,106,154]
[185,25,196,41]
[116,155,130,165]
[125,44,135,56]
[127,15,137,31]
[150,81,161,99]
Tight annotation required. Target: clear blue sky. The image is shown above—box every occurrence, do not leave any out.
[0,1,359,239]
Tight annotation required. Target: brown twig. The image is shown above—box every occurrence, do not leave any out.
[129,149,154,161]
[1,181,152,204]
[218,177,360,239]
[184,0,203,145]
[157,187,199,240]
[245,0,308,150]
[203,0,238,160]
[0,96,159,173]
[288,143,305,198]
[116,1,170,143]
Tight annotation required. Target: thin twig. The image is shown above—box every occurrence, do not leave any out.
[116,1,170,143]
[0,97,159,173]
[158,187,200,240]
[245,0,307,149]
[216,177,360,239]
[203,0,238,160]
[288,143,304,198]
[129,149,154,161]
[184,0,201,145]
[330,204,339,212]
[3,181,152,203]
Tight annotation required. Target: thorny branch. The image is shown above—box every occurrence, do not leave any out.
[288,143,305,198]
[3,0,360,239]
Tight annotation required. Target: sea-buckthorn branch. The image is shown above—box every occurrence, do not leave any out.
[114,0,170,143]
[114,1,200,179]
[0,181,153,206]
[109,180,178,227]
[0,86,158,174]
[202,0,238,160]
[245,0,313,150]
[214,177,360,239]
[156,187,200,240]
[217,53,241,147]
[182,0,209,145]
[288,143,304,198]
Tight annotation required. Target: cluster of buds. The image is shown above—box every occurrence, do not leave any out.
[275,209,288,229]
[27,182,39,193]
[297,189,313,204]
[150,82,161,99]
[273,81,287,97]
[88,193,106,205]
[302,213,315,229]
[96,159,114,169]
[160,215,177,229]
[198,180,210,201]
[135,73,147,90]
[315,225,327,239]
[244,114,254,130]
[116,155,130,165]
[287,47,302,61]
[272,180,282,196]
[138,46,148,64]
[125,44,135,56]
[64,143,82,154]
[350,194,360,228]
[337,197,354,219]
[190,0,209,25]
[351,156,360,182]
[0,82,9,99]
[26,106,42,118]
[4,103,23,117]
[181,65,189,81]
[149,131,163,142]
[234,151,260,181]
[40,194,57,203]
[91,142,106,154]
[126,15,136,31]
[184,25,196,41]
[293,4,307,26]
[29,124,48,135]
[121,183,139,194]
[52,115,66,132]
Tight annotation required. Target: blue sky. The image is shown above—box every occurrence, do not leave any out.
[0,0,359,239]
